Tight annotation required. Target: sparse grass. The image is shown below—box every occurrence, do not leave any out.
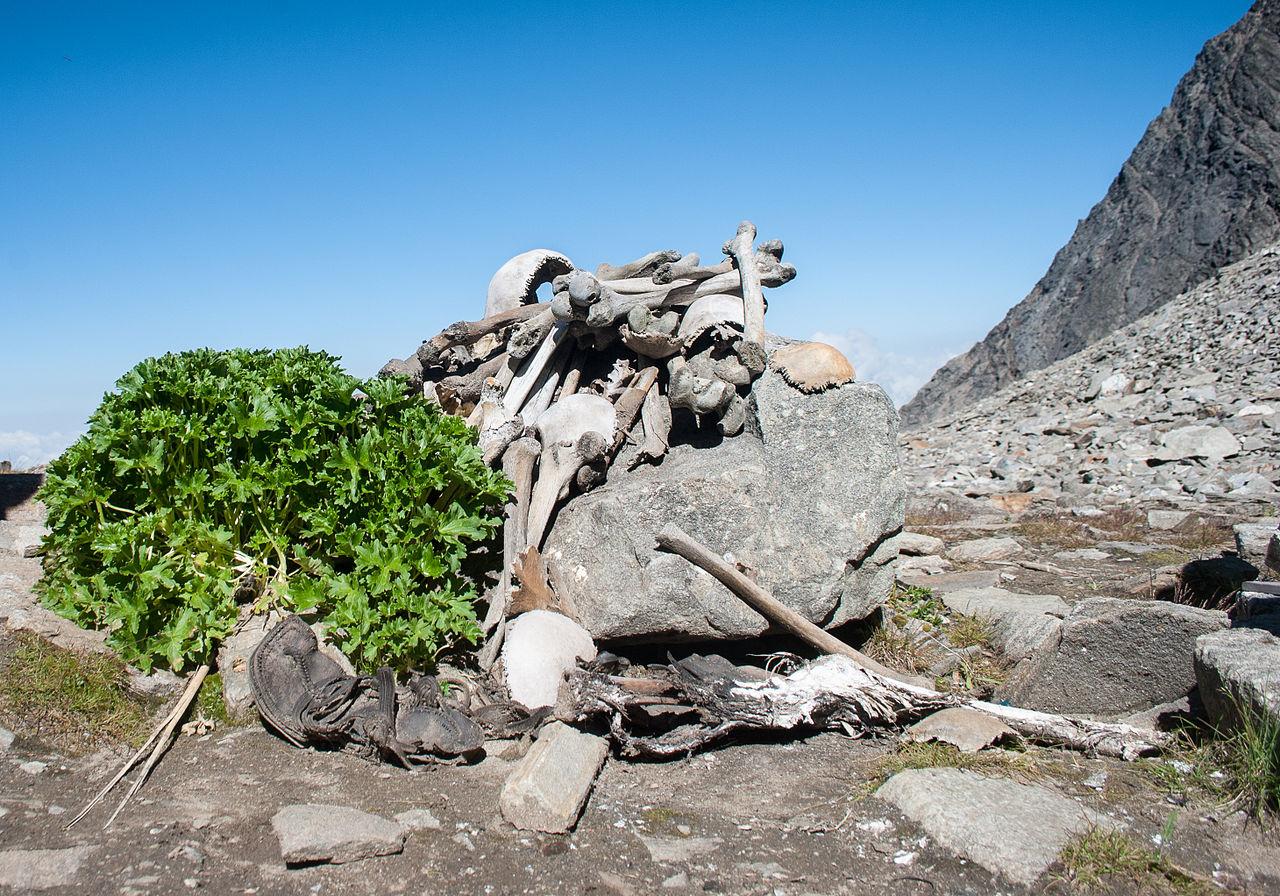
[935,653,1008,697]
[0,633,157,753]
[948,613,994,649]
[904,504,967,532]
[1054,828,1214,895]
[195,671,234,726]
[1165,517,1233,556]
[1014,513,1094,548]
[864,625,937,674]
[1137,548,1193,568]
[1144,698,1280,824]
[886,583,947,630]
[866,741,1044,789]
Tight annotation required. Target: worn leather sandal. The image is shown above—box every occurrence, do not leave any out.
[249,615,484,765]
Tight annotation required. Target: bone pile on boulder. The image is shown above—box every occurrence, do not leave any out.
[380,221,886,695]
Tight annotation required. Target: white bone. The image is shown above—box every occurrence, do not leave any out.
[526,393,617,549]
[485,250,574,318]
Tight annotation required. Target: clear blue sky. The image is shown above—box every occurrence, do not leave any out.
[0,1,1254,465]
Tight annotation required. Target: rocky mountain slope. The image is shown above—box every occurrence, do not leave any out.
[903,242,1280,508]
[903,0,1280,427]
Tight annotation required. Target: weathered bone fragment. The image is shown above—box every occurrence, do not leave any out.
[620,306,684,359]
[479,412,524,466]
[379,356,425,393]
[509,546,557,616]
[723,221,766,348]
[438,352,509,406]
[667,355,734,417]
[650,252,703,284]
[770,342,856,393]
[757,238,784,260]
[519,349,568,424]
[526,394,617,549]
[508,310,557,361]
[418,302,545,368]
[632,385,671,467]
[482,438,540,640]
[678,293,745,343]
[503,323,571,415]
[595,249,681,282]
[486,250,574,317]
[611,366,660,451]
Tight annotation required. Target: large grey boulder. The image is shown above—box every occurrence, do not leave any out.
[0,846,96,890]
[1195,627,1280,733]
[996,597,1229,717]
[543,372,904,642]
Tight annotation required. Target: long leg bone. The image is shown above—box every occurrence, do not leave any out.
[503,322,570,415]
[596,249,681,281]
[724,221,767,348]
[526,394,618,549]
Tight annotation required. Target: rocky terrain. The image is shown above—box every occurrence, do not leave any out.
[903,0,1280,426]
[903,241,1280,512]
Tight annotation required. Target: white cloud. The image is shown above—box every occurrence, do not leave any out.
[811,329,956,408]
[0,431,79,470]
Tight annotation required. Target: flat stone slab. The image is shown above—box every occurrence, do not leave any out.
[947,536,1022,563]
[271,804,405,865]
[897,569,1003,594]
[499,722,608,833]
[940,587,1068,659]
[0,846,96,889]
[893,532,945,556]
[877,768,1112,886]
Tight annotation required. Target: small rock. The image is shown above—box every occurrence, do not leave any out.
[1234,521,1280,570]
[499,722,608,833]
[18,760,47,775]
[1053,548,1110,561]
[0,846,96,889]
[1154,425,1240,462]
[876,768,1114,886]
[906,707,1018,753]
[1147,509,1190,530]
[947,536,1022,563]
[897,554,952,576]
[637,834,722,864]
[394,808,442,832]
[0,727,13,753]
[894,532,945,557]
[271,804,405,865]
[502,610,597,710]
[897,569,1003,594]
[661,871,690,888]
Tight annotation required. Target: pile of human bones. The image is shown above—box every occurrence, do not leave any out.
[361,222,1164,759]
[379,222,860,653]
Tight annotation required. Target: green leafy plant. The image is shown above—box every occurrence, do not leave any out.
[37,347,509,673]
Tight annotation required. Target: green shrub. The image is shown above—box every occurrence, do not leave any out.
[37,347,509,673]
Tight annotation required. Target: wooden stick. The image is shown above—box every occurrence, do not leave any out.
[101,663,209,830]
[655,524,921,685]
[654,525,1167,758]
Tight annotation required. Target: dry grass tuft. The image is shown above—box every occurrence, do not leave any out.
[1054,828,1214,895]
[0,633,157,753]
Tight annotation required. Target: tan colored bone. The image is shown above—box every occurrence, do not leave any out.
[486,250,574,317]
[770,342,856,393]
